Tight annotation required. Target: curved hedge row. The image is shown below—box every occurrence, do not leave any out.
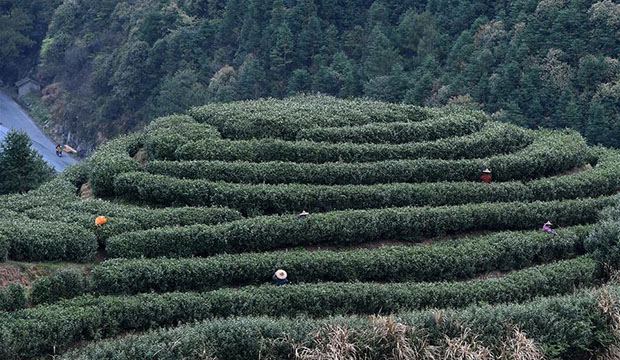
[188,95,445,140]
[114,150,620,212]
[59,287,619,360]
[0,285,26,312]
[0,219,97,262]
[174,122,533,163]
[143,115,221,160]
[145,131,590,185]
[107,197,611,258]
[89,134,143,197]
[295,115,488,144]
[0,257,598,359]
[93,226,590,295]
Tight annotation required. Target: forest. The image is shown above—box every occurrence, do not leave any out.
[0,0,619,149]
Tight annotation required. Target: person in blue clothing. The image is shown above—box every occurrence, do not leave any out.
[55,144,63,157]
[273,269,289,286]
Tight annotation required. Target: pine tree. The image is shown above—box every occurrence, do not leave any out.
[363,25,400,79]
[236,54,267,99]
[0,131,53,194]
[269,23,294,96]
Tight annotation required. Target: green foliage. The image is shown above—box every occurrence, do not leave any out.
[59,288,618,360]
[29,0,620,149]
[31,269,91,305]
[296,113,488,144]
[93,227,590,295]
[106,197,611,259]
[188,95,436,140]
[144,115,221,160]
[174,122,534,163]
[0,218,96,262]
[88,134,142,197]
[0,233,8,262]
[0,258,599,359]
[0,285,26,312]
[114,149,620,212]
[0,131,53,195]
[144,131,591,185]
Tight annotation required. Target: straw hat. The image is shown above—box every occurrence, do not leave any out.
[275,269,287,280]
[544,221,553,226]
[482,168,492,174]
[298,210,310,218]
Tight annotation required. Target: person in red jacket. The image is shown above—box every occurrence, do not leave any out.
[480,168,492,183]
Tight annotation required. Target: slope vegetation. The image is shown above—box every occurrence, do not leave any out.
[0,96,620,359]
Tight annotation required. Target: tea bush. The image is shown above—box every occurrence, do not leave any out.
[59,287,618,360]
[106,197,611,258]
[89,134,143,197]
[0,257,598,359]
[188,95,445,139]
[295,114,488,143]
[145,131,590,185]
[93,226,590,295]
[174,122,533,163]
[0,219,96,262]
[31,269,92,305]
[144,115,221,160]
[0,285,26,312]
[114,150,619,211]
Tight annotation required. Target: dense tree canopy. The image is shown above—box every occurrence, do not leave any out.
[0,0,60,82]
[5,0,620,148]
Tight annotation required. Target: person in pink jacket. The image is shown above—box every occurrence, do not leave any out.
[542,221,557,235]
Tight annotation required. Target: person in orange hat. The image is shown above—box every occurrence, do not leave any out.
[95,216,108,227]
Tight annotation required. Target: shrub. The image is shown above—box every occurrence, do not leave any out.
[0,219,97,262]
[89,134,143,197]
[31,269,92,305]
[144,115,221,160]
[188,95,443,139]
[174,122,534,163]
[114,150,620,212]
[0,233,8,262]
[93,226,590,295]
[0,257,598,359]
[0,285,26,312]
[145,131,590,185]
[106,197,611,258]
[295,114,488,144]
[59,288,618,360]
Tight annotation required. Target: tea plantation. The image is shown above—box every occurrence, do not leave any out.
[1,95,620,359]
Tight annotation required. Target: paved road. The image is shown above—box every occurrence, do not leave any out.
[0,91,77,172]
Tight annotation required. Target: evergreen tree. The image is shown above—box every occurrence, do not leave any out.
[269,23,294,96]
[287,68,311,95]
[363,25,400,79]
[236,54,267,99]
[0,131,53,195]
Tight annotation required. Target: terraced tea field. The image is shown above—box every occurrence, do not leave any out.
[1,96,620,359]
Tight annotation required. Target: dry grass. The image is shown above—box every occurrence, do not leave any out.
[294,325,358,360]
[498,327,544,360]
[288,316,545,360]
[598,286,620,360]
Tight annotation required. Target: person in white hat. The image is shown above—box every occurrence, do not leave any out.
[480,168,492,183]
[542,221,557,235]
[272,269,289,286]
[298,210,309,219]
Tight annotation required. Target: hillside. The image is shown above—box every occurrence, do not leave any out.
[0,96,620,358]
[23,0,620,149]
